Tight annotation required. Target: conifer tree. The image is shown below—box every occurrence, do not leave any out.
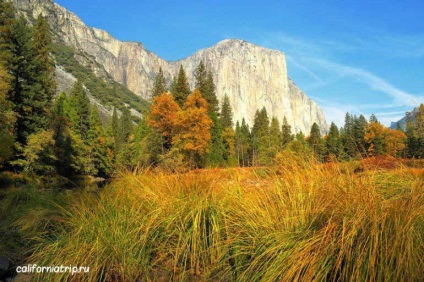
[251,107,270,165]
[0,60,14,165]
[51,92,73,176]
[204,71,219,114]
[220,94,233,129]
[173,65,191,107]
[120,107,133,144]
[206,112,225,166]
[326,122,342,160]
[269,117,282,153]
[87,105,113,176]
[194,60,207,94]
[151,67,167,98]
[308,122,327,161]
[281,116,293,147]
[33,15,55,114]
[69,80,90,139]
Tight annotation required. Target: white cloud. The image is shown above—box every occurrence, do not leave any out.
[306,58,423,107]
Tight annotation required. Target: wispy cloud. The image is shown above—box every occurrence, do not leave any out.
[306,58,422,107]
[286,55,325,85]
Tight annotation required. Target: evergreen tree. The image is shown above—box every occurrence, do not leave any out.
[326,122,342,160]
[251,107,270,165]
[194,60,207,94]
[151,67,167,98]
[173,65,191,107]
[281,116,293,147]
[87,105,113,176]
[120,106,133,144]
[308,122,321,149]
[206,112,225,166]
[33,15,55,114]
[342,112,357,158]
[204,71,219,114]
[69,80,90,139]
[354,114,368,156]
[220,94,233,129]
[269,117,282,155]
[308,123,326,161]
[405,105,424,158]
[236,118,251,166]
[0,59,14,165]
[8,17,39,145]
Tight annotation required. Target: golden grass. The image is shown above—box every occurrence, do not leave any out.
[15,155,424,281]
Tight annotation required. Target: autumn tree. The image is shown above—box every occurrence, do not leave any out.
[174,89,212,167]
[365,120,407,157]
[148,92,181,150]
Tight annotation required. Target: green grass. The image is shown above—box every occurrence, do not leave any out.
[3,156,424,281]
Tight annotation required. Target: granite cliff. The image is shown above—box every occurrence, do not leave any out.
[13,0,328,133]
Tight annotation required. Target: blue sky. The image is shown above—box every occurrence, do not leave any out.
[55,0,424,127]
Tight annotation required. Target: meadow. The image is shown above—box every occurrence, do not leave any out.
[1,154,423,281]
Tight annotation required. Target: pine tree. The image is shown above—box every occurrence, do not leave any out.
[33,15,55,115]
[269,117,282,155]
[204,71,219,114]
[308,122,326,161]
[251,107,270,165]
[220,94,233,129]
[120,107,133,144]
[111,107,120,152]
[326,122,342,160]
[173,65,191,107]
[51,92,73,176]
[354,114,368,156]
[206,112,225,166]
[151,67,167,98]
[69,80,90,139]
[281,116,293,147]
[308,123,321,149]
[87,105,113,176]
[342,112,357,158]
[194,60,207,94]
[0,59,14,165]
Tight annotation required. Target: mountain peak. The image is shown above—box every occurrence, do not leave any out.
[12,0,328,134]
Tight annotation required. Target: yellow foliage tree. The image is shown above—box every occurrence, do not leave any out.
[365,121,407,157]
[147,92,181,149]
[174,89,212,167]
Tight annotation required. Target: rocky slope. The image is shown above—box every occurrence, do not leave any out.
[13,0,328,133]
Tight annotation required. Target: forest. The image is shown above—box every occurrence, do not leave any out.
[1,1,424,281]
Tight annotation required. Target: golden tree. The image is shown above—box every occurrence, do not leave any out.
[148,92,181,149]
[174,89,212,167]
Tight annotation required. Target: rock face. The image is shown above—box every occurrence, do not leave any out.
[13,0,328,133]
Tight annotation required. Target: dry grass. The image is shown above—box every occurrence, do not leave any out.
[12,154,424,281]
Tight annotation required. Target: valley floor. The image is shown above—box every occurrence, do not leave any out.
[1,155,424,281]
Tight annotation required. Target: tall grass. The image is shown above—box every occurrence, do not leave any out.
[17,155,424,281]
